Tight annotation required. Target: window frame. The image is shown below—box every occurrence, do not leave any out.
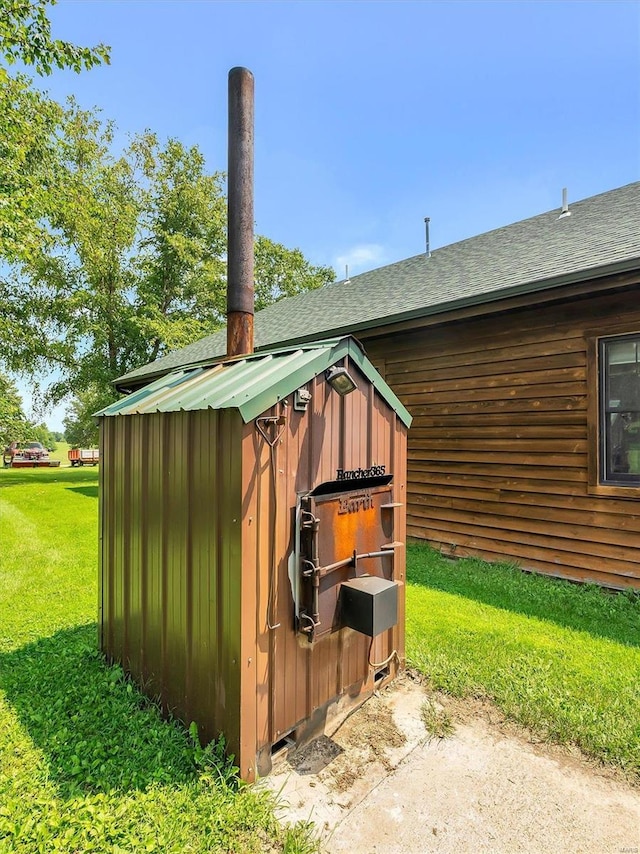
[587,330,640,498]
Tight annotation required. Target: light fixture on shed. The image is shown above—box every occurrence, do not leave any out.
[325,365,357,396]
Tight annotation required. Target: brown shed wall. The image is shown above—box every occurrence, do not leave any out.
[100,353,408,782]
[100,408,245,751]
[239,358,407,779]
[362,281,640,589]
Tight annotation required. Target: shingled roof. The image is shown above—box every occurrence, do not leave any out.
[117,181,640,389]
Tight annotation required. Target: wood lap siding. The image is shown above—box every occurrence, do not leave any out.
[363,284,640,589]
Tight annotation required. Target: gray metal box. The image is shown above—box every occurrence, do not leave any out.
[339,575,398,637]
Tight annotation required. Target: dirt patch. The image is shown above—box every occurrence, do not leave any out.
[288,692,407,794]
[322,694,406,792]
[289,735,344,776]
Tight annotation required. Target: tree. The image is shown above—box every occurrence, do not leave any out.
[10,105,335,414]
[0,73,62,265]
[63,386,110,448]
[0,0,110,375]
[0,5,333,415]
[0,0,109,75]
[0,0,110,263]
[132,132,227,362]
[31,421,56,449]
[36,103,142,398]
[0,374,59,449]
[0,373,30,446]
[254,236,335,311]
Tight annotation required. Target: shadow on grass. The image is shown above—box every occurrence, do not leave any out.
[407,544,640,649]
[0,624,199,798]
[0,468,99,489]
[66,485,99,499]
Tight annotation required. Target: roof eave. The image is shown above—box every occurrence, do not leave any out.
[103,337,412,428]
[266,255,640,346]
[115,254,640,391]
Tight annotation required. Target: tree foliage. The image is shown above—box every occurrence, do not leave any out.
[0,3,334,433]
[62,385,111,447]
[7,104,334,424]
[29,103,142,397]
[0,0,111,391]
[0,373,30,446]
[0,0,109,75]
[0,0,110,262]
[132,133,227,362]
[0,73,62,264]
[0,373,57,448]
[254,235,336,311]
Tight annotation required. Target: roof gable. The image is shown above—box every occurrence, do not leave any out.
[98,337,412,428]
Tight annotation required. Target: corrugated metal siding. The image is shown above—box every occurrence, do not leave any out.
[240,355,407,772]
[101,350,408,782]
[100,408,245,750]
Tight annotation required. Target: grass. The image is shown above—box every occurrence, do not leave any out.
[3,469,638,850]
[47,442,71,464]
[406,543,640,781]
[0,467,318,853]
[420,699,454,741]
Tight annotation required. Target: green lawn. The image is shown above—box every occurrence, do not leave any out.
[0,468,317,854]
[406,544,640,781]
[3,471,638,853]
[47,442,71,464]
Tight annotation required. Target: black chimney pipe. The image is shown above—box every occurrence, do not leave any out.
[227,66,254,358]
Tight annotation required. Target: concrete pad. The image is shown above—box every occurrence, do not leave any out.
[262,673,640,853]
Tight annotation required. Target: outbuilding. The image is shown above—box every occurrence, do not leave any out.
[97,336,411,781]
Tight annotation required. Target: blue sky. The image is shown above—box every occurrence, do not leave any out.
[15,0,640,429]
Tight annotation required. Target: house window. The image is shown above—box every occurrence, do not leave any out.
[599,334,640,485]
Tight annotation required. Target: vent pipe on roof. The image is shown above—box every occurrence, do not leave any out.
[227,67,255,358]
[424,217,431,257]
[558,187,571,219]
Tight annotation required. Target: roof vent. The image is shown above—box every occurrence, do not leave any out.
[424,217,431,257]
[558,187,571,219]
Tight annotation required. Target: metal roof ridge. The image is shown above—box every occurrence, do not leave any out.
[128,337,348,387]
[226,336,345,357]
[98,337,412,427]
[235,341,353,423]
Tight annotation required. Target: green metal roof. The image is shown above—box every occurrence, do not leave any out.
[117,182,640,389]
[97,337,412,428]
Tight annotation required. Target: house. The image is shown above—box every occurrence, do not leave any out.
[118,182,640,589]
